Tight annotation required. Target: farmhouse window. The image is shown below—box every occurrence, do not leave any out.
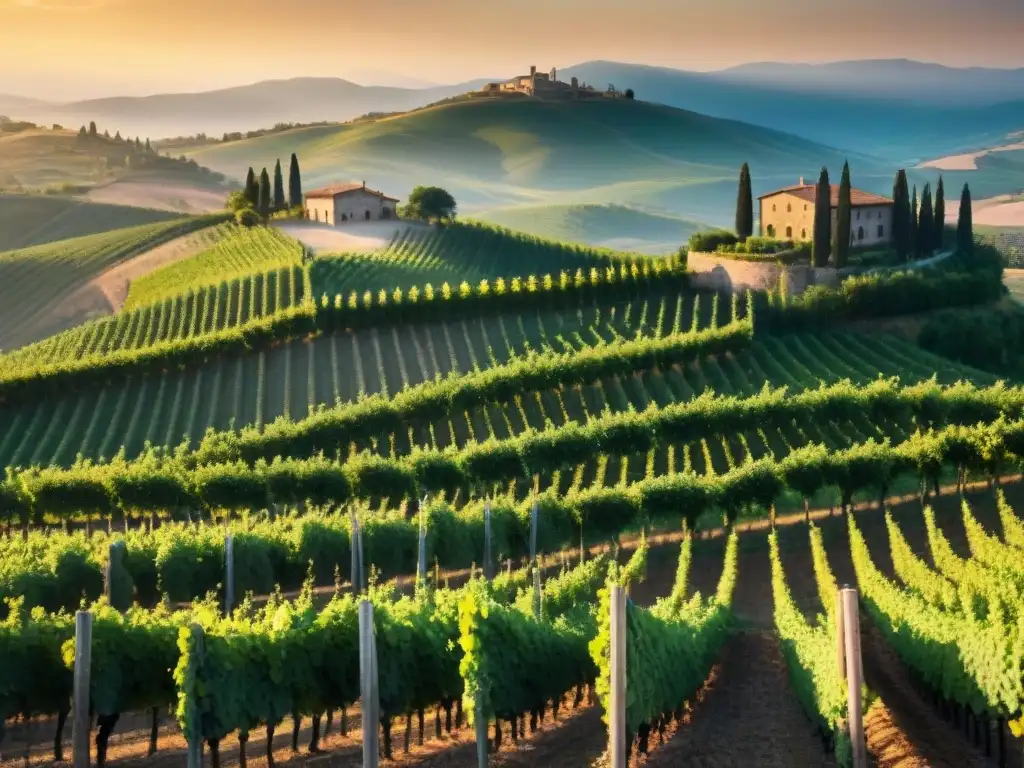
[877,225,884,238]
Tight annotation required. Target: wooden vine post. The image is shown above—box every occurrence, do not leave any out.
[529,499,539,566]
[608,585,627,768]
[416,496,428,586]
[351,513,364,595]
[359,600,380,767]
[835,587,846,680]
[483,502,493,581]
[224,533,235,616]
[840,588,867,768]
[72,610,93,768]
[474,695,488,768]
[185,624,205,768]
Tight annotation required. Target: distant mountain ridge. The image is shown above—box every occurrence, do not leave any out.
[4,77,493,139]
[713,59,1024,105]
[560,61,1024,161]
[1,59,1021,160]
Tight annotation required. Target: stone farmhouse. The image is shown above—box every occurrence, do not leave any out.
[304,182,399,225]
[479,66,625,100]
[759,179,893,248]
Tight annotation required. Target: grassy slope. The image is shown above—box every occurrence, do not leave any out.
[0,128,234,218]
[183,98,892,229]
[0,217,215,352]
[0,194,185,251]
[475,203,704,253]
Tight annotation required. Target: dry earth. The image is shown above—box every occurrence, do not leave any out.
[3,226,225,350]
[919,141,1024,171]
[275,221,428,254]
[84,178,227,214]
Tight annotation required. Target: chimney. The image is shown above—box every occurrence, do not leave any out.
[799,176,805,186]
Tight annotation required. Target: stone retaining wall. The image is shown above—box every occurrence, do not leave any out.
[686,252,855,295]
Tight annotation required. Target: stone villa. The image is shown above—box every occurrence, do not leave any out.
[758,179,893,247]
[304,182,399,225]
[479,66,625,99]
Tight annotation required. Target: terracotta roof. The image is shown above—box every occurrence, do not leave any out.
[758,183,892,208]
[305,183,399,202]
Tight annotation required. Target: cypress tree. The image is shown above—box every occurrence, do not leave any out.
[835,161,852,268]
[88,121,97,137]
[812,167,831,267]
[910,185,919,260]
[144,138,152,153]
[891,169,911,261]
[257,168,271,219]
[918,183,934,257]
[957,183,974,255]
[288,153,303,209]
[735,163,753,241]
[244,167,258,207]
[272,159,286,211]
[934,176,946,250]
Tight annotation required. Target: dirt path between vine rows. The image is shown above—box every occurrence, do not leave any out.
[775,488,1009,768]
[8,483,1024,767]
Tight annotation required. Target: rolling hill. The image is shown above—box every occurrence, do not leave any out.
[6,59,1021,164]
[0,195,185,251]
[560,61,1024,163]
[476,203,705,253]
[181,97,893,239]
[0,126,236,214]
[16,77,492,141]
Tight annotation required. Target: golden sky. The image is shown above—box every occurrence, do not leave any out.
[2,0,1022,100]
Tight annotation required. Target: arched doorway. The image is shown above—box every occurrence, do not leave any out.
[382,207,392,220]
[365,210,371,221]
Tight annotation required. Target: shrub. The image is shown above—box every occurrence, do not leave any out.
[688,229,738,253]
[918,306,1024,374]
[235,208,259,227]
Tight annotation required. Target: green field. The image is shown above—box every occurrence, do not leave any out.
[123,224,305,309]
[476,203,706,253]
[0,279,985,489]
[182,98,897,241]
[0,195,189,251]
[0,215,228,353]
[308,220,650,298]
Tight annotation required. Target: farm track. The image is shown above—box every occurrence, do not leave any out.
[7,483,1024,767]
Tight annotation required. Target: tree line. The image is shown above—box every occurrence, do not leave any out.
[226,154,303,225]
[733,162,975,268]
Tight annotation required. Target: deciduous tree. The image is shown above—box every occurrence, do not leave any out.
[402,186,457,223]
[735,163,753,241]
[812,167,831,267]
[835,161,852,268]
